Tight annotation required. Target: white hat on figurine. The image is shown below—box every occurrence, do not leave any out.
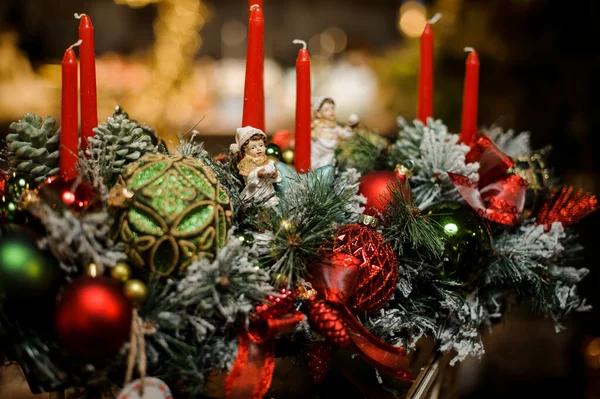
[230,126,267,154]
[312,95,335,113]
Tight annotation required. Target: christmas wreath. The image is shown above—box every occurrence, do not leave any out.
[0,8,597,399]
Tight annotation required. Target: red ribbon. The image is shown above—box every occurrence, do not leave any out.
[225,309,304,399]
[309,253,413,381]
[450,134,527,225]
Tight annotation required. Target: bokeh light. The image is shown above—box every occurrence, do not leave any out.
[398,1,427,38]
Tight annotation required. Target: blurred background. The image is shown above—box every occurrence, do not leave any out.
[1,0,599,398]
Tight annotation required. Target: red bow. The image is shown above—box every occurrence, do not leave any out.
[308,253,413,381]
[450,135,527,225]
[225,303,304,399]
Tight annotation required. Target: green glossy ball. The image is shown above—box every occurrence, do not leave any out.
[424,202,492,283]
[236,231,255,246]
[266,143,282,162]
[0,236,61,323]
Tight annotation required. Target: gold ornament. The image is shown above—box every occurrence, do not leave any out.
[85,263,100,278]
[110,263,132,283]
[282,149,295,165]
[111,153,233,276]
[123,279,148,307]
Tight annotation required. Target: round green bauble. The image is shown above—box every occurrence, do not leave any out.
[0,235,62,325]
[266,143,282,162]
[424,202,492,283]
[110,153,233,276]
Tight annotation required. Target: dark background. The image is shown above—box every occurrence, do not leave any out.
[1,0,600,398]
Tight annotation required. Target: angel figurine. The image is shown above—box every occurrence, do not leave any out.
[231,126,281,207]
[311,96,355,170]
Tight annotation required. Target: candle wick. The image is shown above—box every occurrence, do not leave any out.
[249,4,259,11]
[74,13,86,19]
[464,47,475,53]
[428,13,442,24]
[68,39,83,50]
[293,39,307,50]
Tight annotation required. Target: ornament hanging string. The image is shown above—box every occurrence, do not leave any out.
[124,309,147,396]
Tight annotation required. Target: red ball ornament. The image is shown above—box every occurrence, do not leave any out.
[38,176,100,214]
[54,276,132,357]
[332,223,398,313]
[358,170,402,216]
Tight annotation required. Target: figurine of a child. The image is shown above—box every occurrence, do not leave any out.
[311,96,355,170]
[231,126,281,207]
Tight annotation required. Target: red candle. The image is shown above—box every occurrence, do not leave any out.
[60,41,81,180]
[417,22,434,123]
[460,48,480,145]
[293,39,311,174]
[242,5,265,132]
[76,13,98,153]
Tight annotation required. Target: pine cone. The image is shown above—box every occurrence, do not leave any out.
[308,299,350,348]
[7,113,60,183]
[86,116,157,184]
[305,342,332,384]
[113,106,167,153]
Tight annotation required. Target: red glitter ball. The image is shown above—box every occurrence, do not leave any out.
[38,176,100,213]
[332,223,398,313]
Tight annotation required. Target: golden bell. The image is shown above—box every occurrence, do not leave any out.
[124,279,148,307]
[110,263,132,282]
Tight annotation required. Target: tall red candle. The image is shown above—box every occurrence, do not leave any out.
[417,22,434,123]
[60,41,81,180]
[460,48,480,145]
[76,13,98,153]
[242,5,265,132]
[293,40,311,174]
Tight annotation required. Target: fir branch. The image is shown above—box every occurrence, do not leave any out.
[32,203,126,275]
[174,235,273,329]
[252,170,362,284]
[484,125,531,158]
[411,126,479,209]
[340,132,389,174]
[380,182,444,259]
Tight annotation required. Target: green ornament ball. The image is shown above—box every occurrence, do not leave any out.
[266,143,282,162]
[424,202,492,283]
[110,153,233,276]
[0,235,61,324]
[235,231,254,246]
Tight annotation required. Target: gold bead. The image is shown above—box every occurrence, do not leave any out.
[123,279,148,307]
[111,263,132,283]
[282,149,295,165]
[85,263,99,278]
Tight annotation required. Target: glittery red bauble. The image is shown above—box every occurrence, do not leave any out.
[358,171,401,216]
[332,224,398,313]
[54,276,132,357]
[38,176,100,213]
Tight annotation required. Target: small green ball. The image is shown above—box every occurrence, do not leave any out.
[266,143,282,162]
[0,174,36,224]
[282,149,295,165]
[424,202,492,283]
[236,232,255,246]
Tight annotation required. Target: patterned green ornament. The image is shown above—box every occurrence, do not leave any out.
[110,153,233,276]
